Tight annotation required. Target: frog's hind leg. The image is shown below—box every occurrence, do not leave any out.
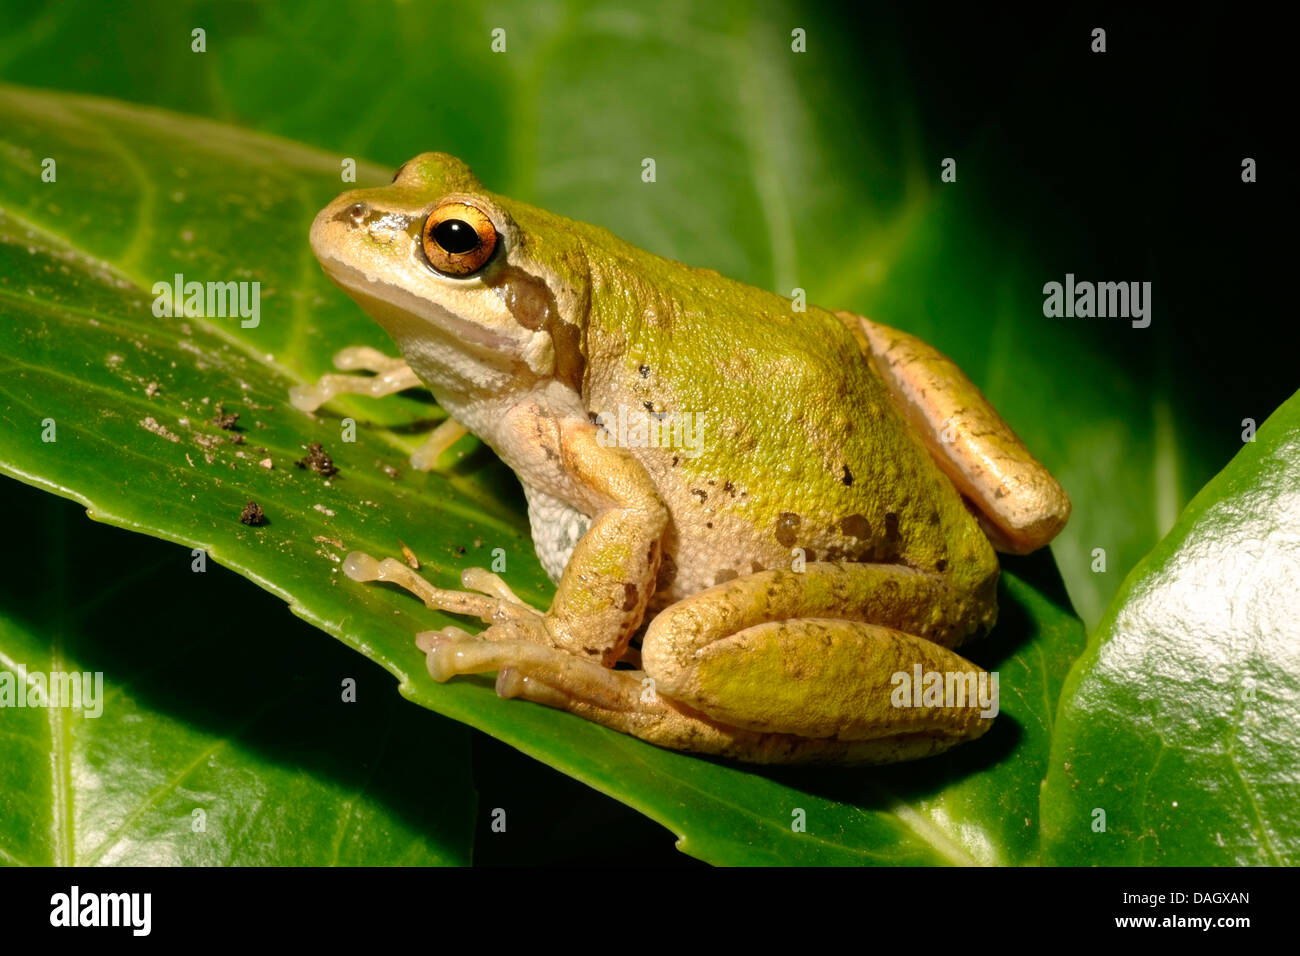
[641,613,992,753]
[289,346,468,471]
[635,563,998,759]
[417,562,996,765]
[341,550,800,757]
[839,311,1071,554]
[417,630,967,765]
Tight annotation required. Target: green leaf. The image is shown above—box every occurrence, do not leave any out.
[0,484,474,866]
[1041,390,1300,864]
[0,84,1085,865]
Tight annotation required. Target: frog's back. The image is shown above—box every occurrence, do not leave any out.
[580,249,992,605]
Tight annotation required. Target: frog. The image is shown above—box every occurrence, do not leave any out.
[292,152,1070,765]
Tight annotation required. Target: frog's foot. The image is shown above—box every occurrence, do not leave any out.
[421,632,636,701]
[343,551,548,640]
[289,346,421,412]
[289,346,469,471]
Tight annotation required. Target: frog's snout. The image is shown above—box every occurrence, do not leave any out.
[311,194,365,247]
[308,196,343,257]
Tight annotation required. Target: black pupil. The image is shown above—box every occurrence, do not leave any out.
[433,219,480,254]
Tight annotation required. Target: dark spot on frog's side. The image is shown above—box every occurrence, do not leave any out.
[639,364,650,378]
[774,512,801,547]
[713,569,738,585]
[839,514,871,539]
[841,465,854,486]
[885,512,900,539]
[936,559,949,572]
[622,583,639,612]
[655,553,678,590]
[692,488,707,502]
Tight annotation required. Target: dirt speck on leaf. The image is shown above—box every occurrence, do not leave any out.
[296,442,339,478]
[211,402,240,430]
[139,416,180,443]
[240,501,267,526]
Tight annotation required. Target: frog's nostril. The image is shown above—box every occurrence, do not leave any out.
[331,201,370,228]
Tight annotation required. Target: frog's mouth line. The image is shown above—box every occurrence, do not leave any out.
[316,254,519,359]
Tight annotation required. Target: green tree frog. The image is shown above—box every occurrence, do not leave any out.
[293,153,1070,764]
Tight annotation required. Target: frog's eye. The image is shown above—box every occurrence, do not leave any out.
[421,201,498,277]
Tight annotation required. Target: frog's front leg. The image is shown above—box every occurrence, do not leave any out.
[289,345,468,470]
[526,418,667,662]
[349,399,666,663]
[342,552,546,631]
